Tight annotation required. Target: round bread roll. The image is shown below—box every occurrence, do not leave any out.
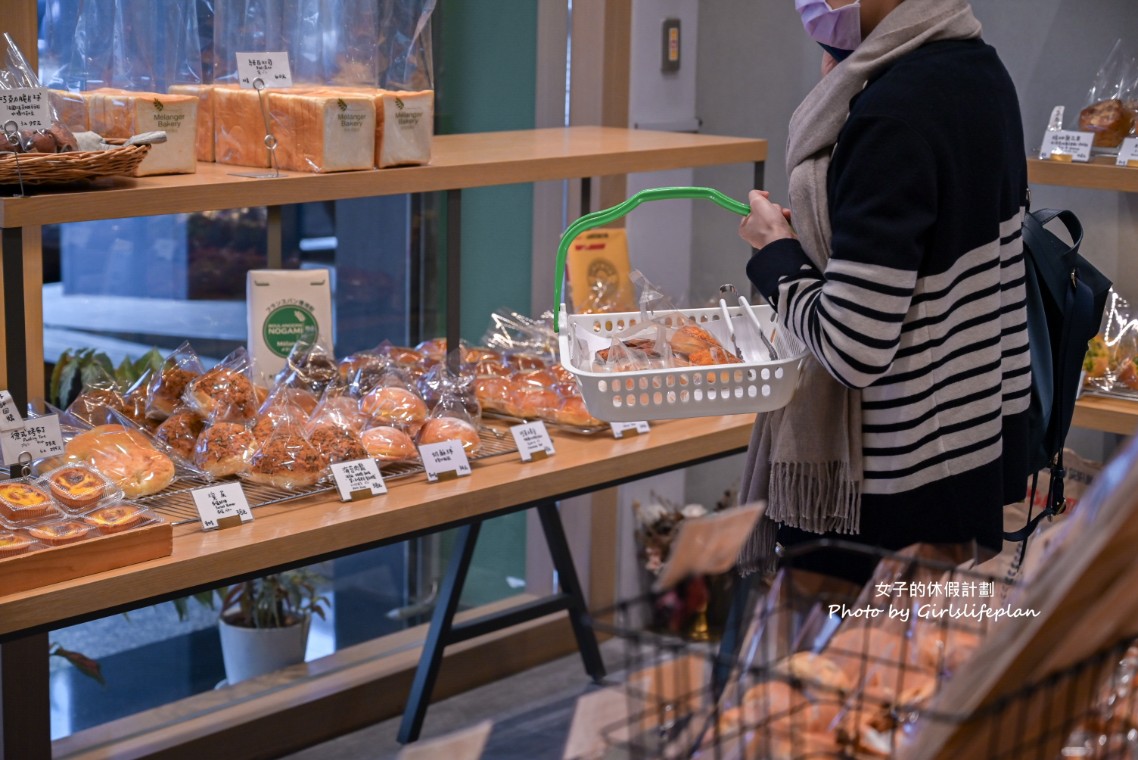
[155,407,205,460]
[553,397,602,428]
[194,422,257,478]
[512,369,559,388]
[338,353,387,383]
[549,363,577,384]
[461,347,500,364]
[418,416,481,454]
[312,395,368,433]
[510,385,560,420]
[505,351,547,371]
[474,376,513,413]
[361,426,417,462]
[147,366,200,420]
[415,338,448,362]
[308,423,369,466]
[771,652,853,700]
[382,346,425,367]
[669,324,720,355]
[185,367,258,421]
[361,386,428,427]
[246,434,325,490]
[64,424,176,498]
[474,359,512,378]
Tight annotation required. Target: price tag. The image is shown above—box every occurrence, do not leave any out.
[1039,130,1094,162]
[0,415,64,465]
[236,52,293,89]
[330,458,388,501]
[418,441,472,483]
[510,421,555,462]
[191,482,254,531]
[611,421,650,439]
[1117,137,1138,168]
[0,87,52,132]
[0,391,22,432]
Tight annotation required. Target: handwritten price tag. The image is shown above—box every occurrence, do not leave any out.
[331,458,388,501]
[0,391,22,432]
[0,415,64,465]
[191,482,254,531]
[1039,130,1094,162]
[236,52,293,89]
[610,421,650,439]
[418,441,472,483]
[510,421,555,462]
[0,87,51,132]
[1117,137,1138,168]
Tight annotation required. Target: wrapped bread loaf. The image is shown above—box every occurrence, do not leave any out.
[213,85,270,168]
[270,90,376,173]
[85,88,198,175]
[168,83,217,162]
[375,89,433,167]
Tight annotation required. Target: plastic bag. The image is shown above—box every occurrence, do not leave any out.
[184,346,259,422]
[481,308,558,357]
[194,401,259,480]
[360,424,417,463]
[154,405,207,464]
[146,341,206,421]
[277,334,339,395]
[1079,39,1137,149]
[0,33,79,154]
[360,375,429,431]
[245,422,325,490]
[417,390,482,455]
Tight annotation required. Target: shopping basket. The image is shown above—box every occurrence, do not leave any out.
[553,187,807,423]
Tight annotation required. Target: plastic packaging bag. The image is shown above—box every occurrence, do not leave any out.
[146,341,206,421]
[154,405,207,464]
[0,33,79,154]
[245,421,325,490]
[1079,39,1137,149]
[417,390,482,455]
[194,402,259,480]
[183,346,259,422]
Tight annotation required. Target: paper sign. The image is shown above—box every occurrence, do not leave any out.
[236,52,293,89]
[192,482,254,531]
[0,415,64,465]
[0,391,21,432]
[396,719,493,760]
[419,441,472,483]
[331,458,388,501]
[611,420,650,439]
[653,502,767,592]
[563,687,630,760]
[0,87,52,132]
[1117,137,1138,168]
[1039,130,1094,162]
[510,421,555,462]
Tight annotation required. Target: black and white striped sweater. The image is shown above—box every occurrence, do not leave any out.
[748,39,1030,554]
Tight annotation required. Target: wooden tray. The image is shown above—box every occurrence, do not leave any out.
[0,520,172,596]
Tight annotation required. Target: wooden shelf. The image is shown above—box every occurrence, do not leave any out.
[1027,156,1138,194]
[0,127,767,229]
[0,413,756,636]
[1074,394,1138,436]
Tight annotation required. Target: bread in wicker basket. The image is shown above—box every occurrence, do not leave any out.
[0,140,151,186]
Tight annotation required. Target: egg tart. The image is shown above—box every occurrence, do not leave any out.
[27,519,93,546]
[0,531,35,557]
[48,466,109,510]
[0,482,57,522]
[84,504,148,534]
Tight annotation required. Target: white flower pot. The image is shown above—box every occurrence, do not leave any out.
[218,615,310,685]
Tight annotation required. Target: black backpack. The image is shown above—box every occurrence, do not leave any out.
[1006,207,1112,542]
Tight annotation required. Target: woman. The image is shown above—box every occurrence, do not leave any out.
[737,0,1031,582]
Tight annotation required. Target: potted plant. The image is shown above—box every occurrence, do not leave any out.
[215,568,329,685]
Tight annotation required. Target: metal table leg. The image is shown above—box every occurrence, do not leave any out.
[2,228,27,410]
[1,632,51,760]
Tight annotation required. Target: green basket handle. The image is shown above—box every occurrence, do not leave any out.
[553,186,750,332]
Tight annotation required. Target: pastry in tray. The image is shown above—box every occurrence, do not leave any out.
[84,503,149,534]
[0,482,58,523]
[47,465,110,511]
[0,531,37,557]
[27,519,94,546]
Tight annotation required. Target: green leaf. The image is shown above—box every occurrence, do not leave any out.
[57,359,81,409]
[50,352,74,408]
[114,356,136,389]
[134,348,165,376]
[50,644,106,686]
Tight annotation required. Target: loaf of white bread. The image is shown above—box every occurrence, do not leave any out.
[49,90,89,133]
[167,83,216,162]
[267,90,376,172]
[375,89,433,168]
[84,89,198,175]
[212,85,271,168]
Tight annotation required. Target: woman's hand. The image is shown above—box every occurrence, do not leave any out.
[821,50,838,77]
[738,190,794,250]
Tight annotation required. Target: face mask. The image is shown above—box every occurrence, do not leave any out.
[795,0,862,56]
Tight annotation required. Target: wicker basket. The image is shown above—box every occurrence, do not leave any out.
[0,142,150,186]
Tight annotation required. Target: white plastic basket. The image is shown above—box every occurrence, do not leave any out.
[558,303,806,422]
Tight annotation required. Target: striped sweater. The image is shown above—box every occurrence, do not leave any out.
[748,39,1030,554]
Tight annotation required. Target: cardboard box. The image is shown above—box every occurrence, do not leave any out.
[247,269,334,387]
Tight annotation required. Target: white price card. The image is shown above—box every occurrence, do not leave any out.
[0,415,64,466]
[331,458,388,501]
[611,421,650,439]
[236,52,293,89]
[0,87,52,132]
[0,391,22,432]
[1117,137,1138,168]
[510,421,555,462]
[418,441,472,483]
[1039,130,1094,162]
[191,482,254,531]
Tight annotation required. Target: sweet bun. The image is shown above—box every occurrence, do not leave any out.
[148,366,200,420]
[28,519,93,546]
[505,352,547,371]
[474,359,512,378]
[771,652,853,699]
[64,424,176,498]
[84,503,148,533]
[474,376,513,413]
[361,426,417,462]
[308,423,370,466]
[246,434,325,490]
[510,385,560,420]
[1079,98,1135,148]
[512,369,558,388]
[47,465,109,510]
[154,408,205,460]
[553,397,602,428]
[361,386,428,427]
[185,367,258,421]
[194,422,257,478]
[418,417,481,454]
[669,324,721,355]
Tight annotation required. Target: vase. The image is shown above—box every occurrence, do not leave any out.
[218,615,311,685]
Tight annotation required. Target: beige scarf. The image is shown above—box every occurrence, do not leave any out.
[738,0,983,573]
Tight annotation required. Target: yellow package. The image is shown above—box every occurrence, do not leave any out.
[565,228,637,313]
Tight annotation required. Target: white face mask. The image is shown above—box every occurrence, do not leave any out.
[795,0,863,56]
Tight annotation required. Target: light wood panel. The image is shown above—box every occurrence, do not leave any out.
[1028,156,1138,193]
[1073,394,1138,436]
[0,413,756,636]
[6,1,38,71]
[0,128,767,229]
